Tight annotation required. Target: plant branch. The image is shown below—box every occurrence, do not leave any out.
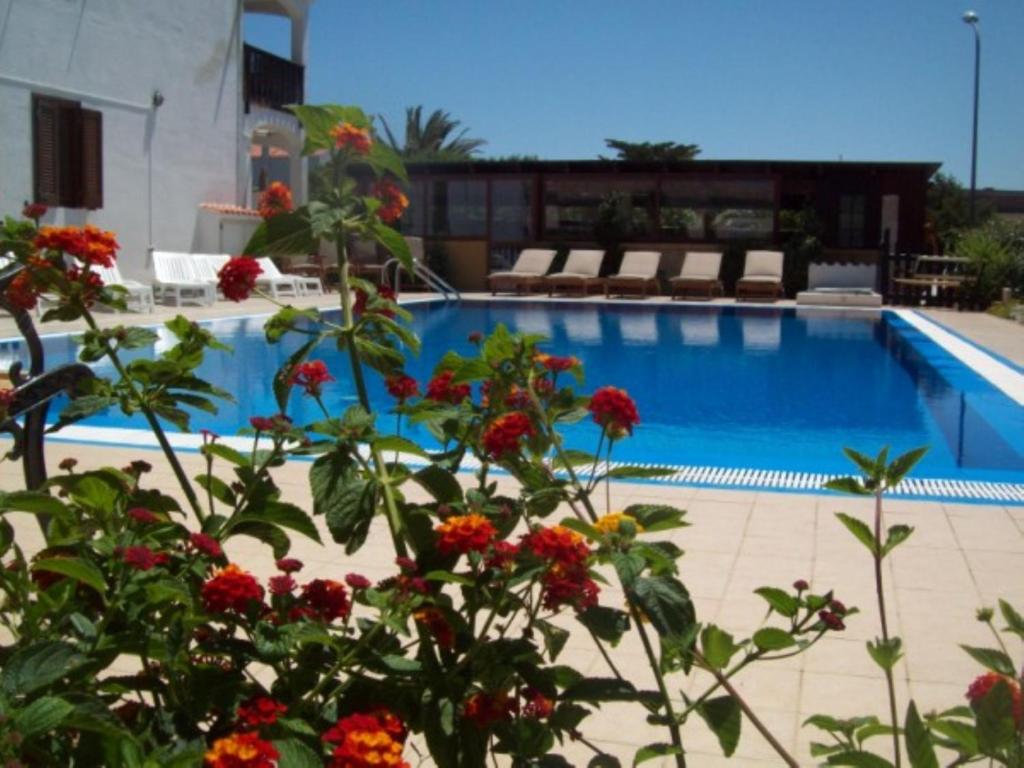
[874,489,902,768]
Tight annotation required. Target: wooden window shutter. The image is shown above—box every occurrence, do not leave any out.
[32,95,62,205]
[79,109,103,209]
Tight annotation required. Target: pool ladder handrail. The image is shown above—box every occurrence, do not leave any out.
[383,256,460,302]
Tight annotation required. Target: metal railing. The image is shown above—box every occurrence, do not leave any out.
[382,258,460,301]
[243,44,304,113]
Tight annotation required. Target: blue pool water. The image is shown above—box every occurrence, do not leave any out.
[5,301,1024,484]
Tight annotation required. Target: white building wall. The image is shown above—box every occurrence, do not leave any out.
[0,0,243,279]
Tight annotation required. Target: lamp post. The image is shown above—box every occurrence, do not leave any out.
[963,10,980,224]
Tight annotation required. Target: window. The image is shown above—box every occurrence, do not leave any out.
[32,94,103,209]
[838,194,865,247]
[427,180,486,237]
[490,179,533,241]
[543,179,654,238]
[660,178,774,240]
[398,180,426,236]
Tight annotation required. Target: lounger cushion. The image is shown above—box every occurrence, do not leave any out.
[559,250,605,278]
[512,249,557,275]
[677,251,723,280]
[743,250,784,278]
[615,251,660,279]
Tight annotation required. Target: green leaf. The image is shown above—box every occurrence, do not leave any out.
[588,757,622,768]
[927,718,977,755]
[904,701,938,768]
[824,476,871,496]
[974,678,1018,754]
[230,520,292,559]
[697,695,741,756]
[243,207,316,257]
[1,641,87,695]
[624,504,688,532]
[881,524,914,556]
[273,335,322,412]
[577,605,631,646]
[449,357,494,384]
[752,627,796,651]
[835,512,878,555]
[272,737,323,768]
[998,599,1024,639]
[632,576,695,639]
[843,447,880,477]
[562,678,642,702]
[754,587,799,618]
[551,449,597,469]
[700,625,739,670]
[960,645,1016,676]
[58,394,119,424]
[826,752,895,767]
[411,464,463,504]
[866,637,904,671]
[32,557,106,596]
[603,465,675,480]
[371,222,412,274]
[202,443,249,467]
[310,450,376,554]
[633,743,683,765]
[885,446,928,487]
[239,501,322,545]
[535,619,570,661]
[0,490,69,517]
[423,570,473,585]
[559,517,601,541]
[372,435,429,458]
[14,695,74,737]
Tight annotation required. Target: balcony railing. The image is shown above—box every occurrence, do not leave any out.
[244,44,304,113]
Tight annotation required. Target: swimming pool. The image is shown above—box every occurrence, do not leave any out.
[5,300,1024,502]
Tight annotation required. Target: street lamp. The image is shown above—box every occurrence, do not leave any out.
[963,10,980,224]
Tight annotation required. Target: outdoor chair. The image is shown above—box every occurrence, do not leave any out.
[487,248,557,294]
[735,250,785,302]
[545,250,605,297]
[349,239,387,283]
[259,257,322,297]
[604,251,662,298]
[90,263,155,313]
[152,251,216,307]
[669,252,724,300]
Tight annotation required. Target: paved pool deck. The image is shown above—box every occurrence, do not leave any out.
[1,294,1023,765]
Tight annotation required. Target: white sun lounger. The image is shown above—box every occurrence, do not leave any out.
[736,250,785,302]
[604,251,661,298]
[546,250,605,297]
[91,263,155,313]
[670,252,724,300]
[152,251,216,307]
[259,257,322,296]
[488,249,557,294]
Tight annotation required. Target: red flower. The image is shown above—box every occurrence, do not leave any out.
[463,692,511,728]
[34,225,118,268]
[122,545,169,571]
[482,412,535,459]
[237,696,287,727]
[485,540,519,570]
[275,558,303,573]
[322,710,410,768]
[64,265,105,307]
[372,178,409,224]
[201,564,264,614]
[189,532,224,558]
[588,386,640,437]
[793,579,809,592]
[414,607,455,649]
[394,556,418,573]
[435,513,497,556]
[249,414,292,434]
[541,562,599,611]
[290,360,334,397]
[521,688,554,719]
[354,285,396,318]
[22,202,47,221]
[967,672,1023,727]
[818,610,845,631]
[330,122,373,155]
[218,256,262,302]
[345,573,371,590]
[299,579,350,623]
[205,731,278,768]
[127,507,160,524]
[5,270,38,310]
[257,181,292,219]
[521,525,590,567]
[468,331,483,344]
[269,574,296,595]
[385,373,419,402]
[425,371,470,405]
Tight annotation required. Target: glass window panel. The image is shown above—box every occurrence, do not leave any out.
[427,180,486,237]
[490,179,533,241]
[838,194,866,247]
[543,179,654,238]
[660,178,774,240]
[398,180,425,236]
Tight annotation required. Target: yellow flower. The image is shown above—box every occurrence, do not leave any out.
[594,512,643,535]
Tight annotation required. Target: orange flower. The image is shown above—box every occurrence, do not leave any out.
[322,710,410,768]
[204,731,278,768]
[535,353,579,373]
[5,270,39,310]
[521,525,590,567]
[481,412,535,459]
[413,607,455,649]
[463,691,512,728]
[258,181,293,219]
[435,513,497,556]
[372,178,409,223]
[330,122,373,155]
[34,224,119,267]
[594,512,643,535]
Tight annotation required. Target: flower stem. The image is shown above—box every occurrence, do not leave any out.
[627,601,687,768]
[874,489,902,768]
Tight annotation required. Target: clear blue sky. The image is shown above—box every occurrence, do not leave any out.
[247,1,1024,189]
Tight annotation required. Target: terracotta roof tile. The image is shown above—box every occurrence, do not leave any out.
[200,202,261,217]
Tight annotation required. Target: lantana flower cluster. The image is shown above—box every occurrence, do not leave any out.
[257,181,293,220]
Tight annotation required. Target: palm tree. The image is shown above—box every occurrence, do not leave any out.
[379,106,486,161]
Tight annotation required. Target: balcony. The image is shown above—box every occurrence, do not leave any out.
[244,44,304,113]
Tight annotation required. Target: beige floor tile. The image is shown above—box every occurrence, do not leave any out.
[949,511,1024,552]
